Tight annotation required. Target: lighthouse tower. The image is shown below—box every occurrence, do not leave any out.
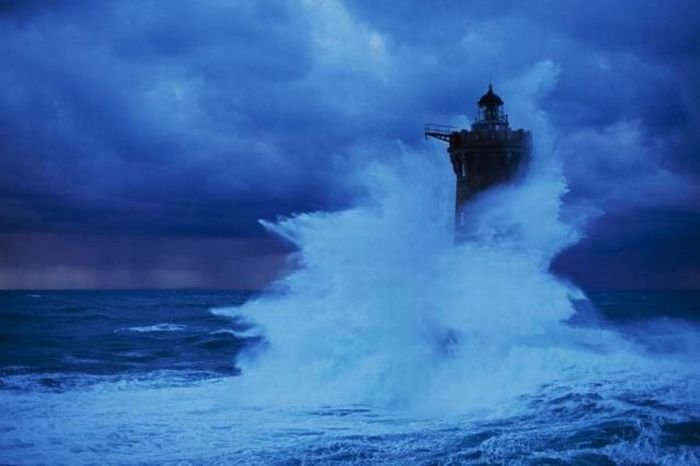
[425,84,531,232]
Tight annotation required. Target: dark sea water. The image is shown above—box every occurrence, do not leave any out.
[1,290,699,465]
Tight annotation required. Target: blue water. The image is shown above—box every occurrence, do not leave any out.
[0,290,698,464]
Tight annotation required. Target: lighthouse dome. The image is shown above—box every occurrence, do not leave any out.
[478,84,504,107]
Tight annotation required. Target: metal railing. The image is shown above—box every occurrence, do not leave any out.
[424,123,458,134]
[424,123,459,142]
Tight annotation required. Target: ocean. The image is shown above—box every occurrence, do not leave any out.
[0,289,698,465]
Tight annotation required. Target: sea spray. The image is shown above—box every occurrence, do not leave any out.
[228,149,587,408]
[221,64,690,412]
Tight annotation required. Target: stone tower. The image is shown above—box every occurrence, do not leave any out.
[425,84,531,232]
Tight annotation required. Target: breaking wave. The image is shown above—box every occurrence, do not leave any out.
[219,65,698,415]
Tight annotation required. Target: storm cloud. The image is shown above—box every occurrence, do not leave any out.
[1,0,699,288]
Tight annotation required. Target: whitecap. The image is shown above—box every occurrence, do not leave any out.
[209,306,238,317]
[114,323,187,334]
[209,329,238,336]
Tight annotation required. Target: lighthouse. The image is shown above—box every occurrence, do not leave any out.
[425,85,532,233]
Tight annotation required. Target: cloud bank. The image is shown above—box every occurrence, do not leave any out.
[1,0,698,288]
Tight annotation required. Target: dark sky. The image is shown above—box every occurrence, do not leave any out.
[0,0,699,289]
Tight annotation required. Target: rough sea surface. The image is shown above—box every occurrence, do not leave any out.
[0,290,698,465]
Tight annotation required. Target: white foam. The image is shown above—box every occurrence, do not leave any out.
[115,323,187,333]
[209,306,240,317]
[221,63,699,412]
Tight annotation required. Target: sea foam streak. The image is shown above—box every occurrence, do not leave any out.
[222,64,695,412]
